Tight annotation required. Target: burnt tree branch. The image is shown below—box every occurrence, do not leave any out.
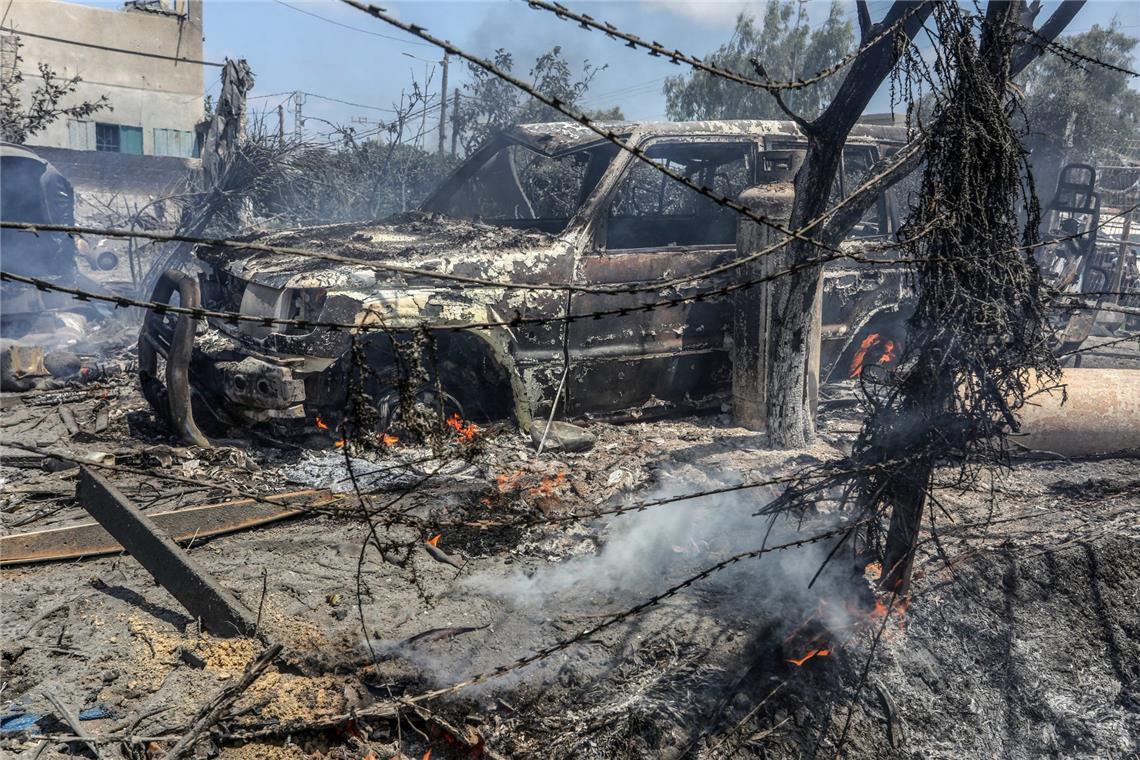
[855,0,874,44]
[818,0,1086,247]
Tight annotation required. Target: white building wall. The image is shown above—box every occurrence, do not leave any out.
[2,0,206,156]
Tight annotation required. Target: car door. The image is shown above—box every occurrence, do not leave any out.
[566,136,757,418]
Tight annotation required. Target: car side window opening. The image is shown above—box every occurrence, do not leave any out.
[767,139,892,239]
[606,141,754,250]
[441,142,617,233]
[839,146,891,238]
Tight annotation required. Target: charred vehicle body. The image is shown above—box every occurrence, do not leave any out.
[1035,162,1140,353]
[140,120,912,444]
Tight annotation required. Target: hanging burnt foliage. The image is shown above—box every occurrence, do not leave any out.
[776,4,1063,596]
[860,3,1061,593]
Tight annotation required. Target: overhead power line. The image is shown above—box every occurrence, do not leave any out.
[270,0,437,49]
[0,26,225,67]
[251,89,398,113]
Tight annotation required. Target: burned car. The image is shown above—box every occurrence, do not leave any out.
[140,120,910,444]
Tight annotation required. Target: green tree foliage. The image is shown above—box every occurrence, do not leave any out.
[1019,23,1140,177]
[456,45,618,155]
[663,0,854,122]
[0,35,110,144]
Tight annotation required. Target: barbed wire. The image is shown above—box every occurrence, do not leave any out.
[1016,24,1140,78]
[221,518,870,739]
[1054,298,1140,317]
[8,199,1137,339]
[1056,331,1139,358]
[523,0,931,93]
[0,440,878,536]
[8,158,1132,303]
[0,217,908,296]
[2,239,1131,351]
[0,239,913,336]
[335,0,928,271]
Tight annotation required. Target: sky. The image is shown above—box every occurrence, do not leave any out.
[64,0,1140,149]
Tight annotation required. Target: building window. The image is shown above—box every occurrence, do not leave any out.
[68,120,94,150]
[1,34,17,83]
[95,123,143,155]
[153,128,198,158]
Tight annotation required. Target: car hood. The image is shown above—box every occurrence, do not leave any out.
[204,212,566,291]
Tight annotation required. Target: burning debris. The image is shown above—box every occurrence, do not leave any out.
[1,1,1139,757]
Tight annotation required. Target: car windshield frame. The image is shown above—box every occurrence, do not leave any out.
[421,132,621,233]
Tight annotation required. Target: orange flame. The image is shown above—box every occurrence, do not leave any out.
[334,439,346,448]
[446,412,479,442]
[528,471,566,498]
[315,416,330,431]
[878,340,897,365]
[381,433,399,446]
[788,648,831,666]
[496,470,524,493]
[850,333,881,377]
[422,750,432,760]
[426,533,441,547]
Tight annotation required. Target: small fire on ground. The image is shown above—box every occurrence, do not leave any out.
[783,562,910,667]
[446,412,479,443]
[482,469,568,507]
[314,416,397,448]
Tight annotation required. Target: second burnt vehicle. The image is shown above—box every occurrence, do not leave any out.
[141,120,910,444]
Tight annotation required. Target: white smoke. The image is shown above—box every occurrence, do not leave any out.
[373,470,869,691]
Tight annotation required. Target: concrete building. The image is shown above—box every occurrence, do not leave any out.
[1,0,206,158]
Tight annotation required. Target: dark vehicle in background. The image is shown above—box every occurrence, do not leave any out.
[1,142,82,341]
[142,120,911,442]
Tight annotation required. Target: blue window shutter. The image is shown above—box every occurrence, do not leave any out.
[154,128,195,158]
[120,126,143,155]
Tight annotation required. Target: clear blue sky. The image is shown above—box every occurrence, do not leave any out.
[69,0,1140,147]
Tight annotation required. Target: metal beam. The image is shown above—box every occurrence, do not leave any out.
[76,467,257,637]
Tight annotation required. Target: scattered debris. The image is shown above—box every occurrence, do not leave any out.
[531,420,596,453]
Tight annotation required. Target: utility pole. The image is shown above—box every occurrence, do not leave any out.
[277,104,285,144]
[292,91,305,143]
[437,53,449,154]
[451,87,460,156]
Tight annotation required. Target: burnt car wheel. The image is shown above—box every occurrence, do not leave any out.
[373,385,466,439]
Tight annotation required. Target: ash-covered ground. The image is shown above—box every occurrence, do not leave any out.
[2,340,1138,759]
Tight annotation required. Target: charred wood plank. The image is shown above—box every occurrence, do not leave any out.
[1,490,341,566]
[76,466,257,637]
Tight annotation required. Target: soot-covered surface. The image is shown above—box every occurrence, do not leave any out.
[1,368,1138,759]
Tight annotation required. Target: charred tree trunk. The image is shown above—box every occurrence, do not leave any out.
[764,2,935,448]
[878,0,1070,597]
[733,185,795,430]
[764,0,1085,449]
